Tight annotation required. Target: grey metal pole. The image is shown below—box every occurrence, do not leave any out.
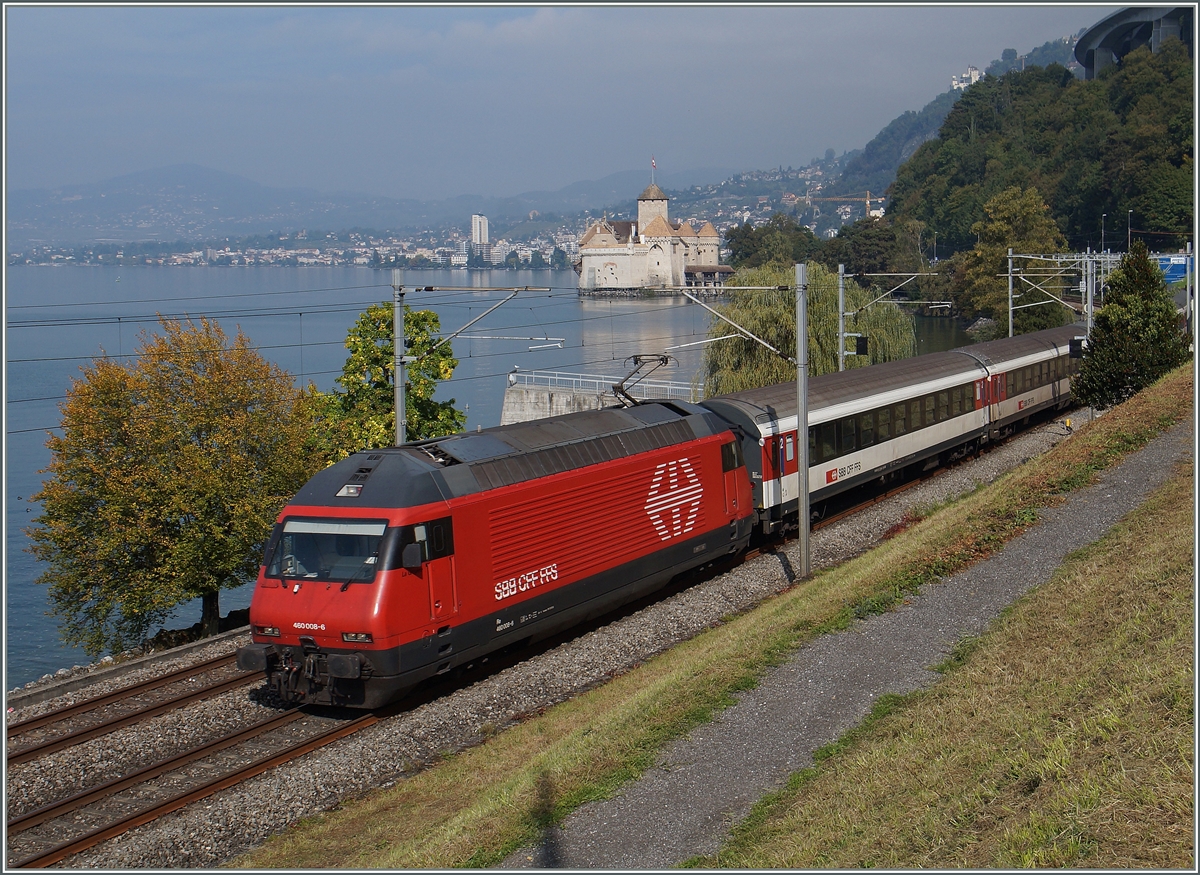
[1008,248,1014,338]
[392,268,407,445]
[837,263,845,372]
[1085,251,1094,334]
[795,262,810,580]
[1188,242,1193,339]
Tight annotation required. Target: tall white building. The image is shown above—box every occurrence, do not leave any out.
[576,184,730,292]
[471,214,489,246]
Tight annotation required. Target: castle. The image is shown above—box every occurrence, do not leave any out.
[576,184,730,293]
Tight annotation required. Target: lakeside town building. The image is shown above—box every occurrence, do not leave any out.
[575,184,731,294]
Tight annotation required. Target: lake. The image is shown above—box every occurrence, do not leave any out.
[4,266,970,687]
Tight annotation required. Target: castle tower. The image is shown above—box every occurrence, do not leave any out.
[637,183,669,231]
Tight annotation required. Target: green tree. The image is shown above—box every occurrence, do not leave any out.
[316,303,465,458]
[26,318,322,656]
[701,262,916,395]
[724,215,822,269]
[1073,241,1190,408]
[951,186,1070,333]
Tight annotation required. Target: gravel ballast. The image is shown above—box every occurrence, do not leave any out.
[7,418,1112,868]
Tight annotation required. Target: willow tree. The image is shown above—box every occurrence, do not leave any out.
[27,318,323,656]
[701,262,917,396]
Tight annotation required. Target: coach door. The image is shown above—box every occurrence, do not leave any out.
[402,518,458,621]
[778,433,797,504]
[720,439,745,516]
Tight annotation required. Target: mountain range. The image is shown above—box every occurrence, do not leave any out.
[6,34,1082,250]
[5,164,739,248]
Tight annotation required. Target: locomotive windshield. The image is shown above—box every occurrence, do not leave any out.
[265,518,387,583]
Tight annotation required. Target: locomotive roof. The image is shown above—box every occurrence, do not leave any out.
[701,324,1081,428]
[290,401,728,509]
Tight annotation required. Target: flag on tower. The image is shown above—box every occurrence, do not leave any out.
[651,156,656,170]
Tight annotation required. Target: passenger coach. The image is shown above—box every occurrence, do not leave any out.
[701,325,1080,534]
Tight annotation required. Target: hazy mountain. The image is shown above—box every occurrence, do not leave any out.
[5,164,740,247]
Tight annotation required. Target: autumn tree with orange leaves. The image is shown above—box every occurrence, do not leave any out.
[26,318,325,656]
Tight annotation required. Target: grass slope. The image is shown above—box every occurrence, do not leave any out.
[699,460,1194,868]
[230,364,1192,869]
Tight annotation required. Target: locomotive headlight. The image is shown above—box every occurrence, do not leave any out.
[256,625,281,637]
[342,632,374,643]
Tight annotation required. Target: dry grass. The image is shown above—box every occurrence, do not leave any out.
[701,461,1194,869]
[229,365,1193,869]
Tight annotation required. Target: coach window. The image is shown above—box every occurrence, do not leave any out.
[808,428,818,465]
[1006,371,1014,396]
[819,422,837,462]
[840,417,857,455]
[909,399,923,432]
[935,391,948,422]
[893,403,907,436]
[922,395,935,427]
[785,435,795,463]
[877,407,892,442]
[950,386,961,417]
[859,411,875,448]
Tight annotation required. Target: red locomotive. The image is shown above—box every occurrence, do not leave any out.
[237,402,755,707]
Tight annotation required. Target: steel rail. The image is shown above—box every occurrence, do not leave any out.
[7,709,305,834]
[7,672,256,765]
[6,653,238,737]
[11,712,379,869]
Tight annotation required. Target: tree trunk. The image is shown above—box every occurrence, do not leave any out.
[201,590,221,638]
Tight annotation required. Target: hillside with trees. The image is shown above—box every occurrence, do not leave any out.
[888,39,1193,255]
[827,90,961,201]
[723,38,1192,337]
[985,33,1084,78]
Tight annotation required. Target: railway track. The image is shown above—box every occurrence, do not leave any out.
[6,654,255,766]
[7,707,378,868]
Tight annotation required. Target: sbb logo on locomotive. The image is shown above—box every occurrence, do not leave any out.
[494,563,559,601]
[645,458,703,541]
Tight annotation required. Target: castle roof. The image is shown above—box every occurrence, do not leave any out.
[677,222,697,237]
[640,215,674,237]
[637,183,669,201]
[578,219,635,248]
[697,221,719,238]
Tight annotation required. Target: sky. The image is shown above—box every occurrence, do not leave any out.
[5,3,1116,201]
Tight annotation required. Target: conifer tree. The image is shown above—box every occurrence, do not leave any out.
[1073,240,1190,408]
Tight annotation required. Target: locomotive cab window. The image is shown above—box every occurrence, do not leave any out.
[721,439,745,472]
[266,519,387,583]
[394,516,455,569]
